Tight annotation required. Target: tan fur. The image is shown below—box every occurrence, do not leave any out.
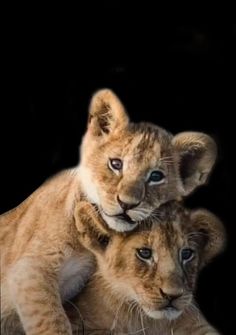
[0,89,217,334]
[68,201,225,334]
[80,89,217,231]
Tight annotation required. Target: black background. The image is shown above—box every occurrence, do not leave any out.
[1,10,235,335]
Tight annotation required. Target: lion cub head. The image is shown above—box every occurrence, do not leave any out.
[79,89,217,231]
[75,202,225,321]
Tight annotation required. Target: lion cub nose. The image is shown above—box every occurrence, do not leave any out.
[117,196,140,211]
[160,287,183,302]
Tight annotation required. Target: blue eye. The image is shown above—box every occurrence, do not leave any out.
[109,158,123,171]
[181,248,194,262]
[136,248,152,260]
[148,170,165,183]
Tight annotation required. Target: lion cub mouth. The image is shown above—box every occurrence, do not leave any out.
[92,204,139,231]
[97,205,137,225]
[115,213,136,225]
[145,306,182,320]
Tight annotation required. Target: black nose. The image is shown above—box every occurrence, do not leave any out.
[117,196,140,211]
[160,288,183,302]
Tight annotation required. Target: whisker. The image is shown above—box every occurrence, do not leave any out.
[139,306,147,335]
[160,156,174,161]
[111,297,126,332]
[64,299,85,335]
[188,302,201,324]
[187,231,208,237]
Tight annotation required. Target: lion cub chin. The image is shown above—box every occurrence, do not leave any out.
[1,89,217,335]
[67,201,226,335]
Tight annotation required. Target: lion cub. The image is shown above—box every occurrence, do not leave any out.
[1,89,217,335]
[68,201,226,335]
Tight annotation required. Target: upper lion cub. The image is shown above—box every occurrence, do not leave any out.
[0,89,216,335]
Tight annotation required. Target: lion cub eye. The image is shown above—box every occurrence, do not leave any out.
[180,248,194,263]
[148,170,165,184]
[108,158,123,171]
[136,248,152,261]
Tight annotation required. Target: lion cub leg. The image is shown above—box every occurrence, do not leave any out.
[7,256,72,335]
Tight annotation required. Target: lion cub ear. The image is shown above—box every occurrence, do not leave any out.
[87,89,129,137]
[74,202,113,255]
[172,132,217,195]
[188,209,226,268]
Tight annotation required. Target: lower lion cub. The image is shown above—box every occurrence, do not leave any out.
[67,201,225,335]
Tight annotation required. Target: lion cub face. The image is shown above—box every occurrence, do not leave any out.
[75,202,225,321]
[79,89,217,231]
